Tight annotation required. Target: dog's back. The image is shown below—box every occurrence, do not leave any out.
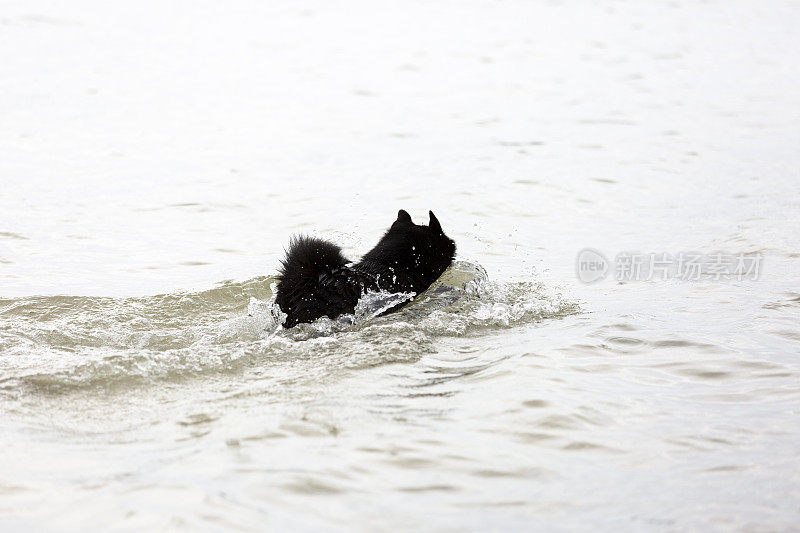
[275,236,366,327]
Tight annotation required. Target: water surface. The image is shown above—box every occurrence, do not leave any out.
[2,0,799,530]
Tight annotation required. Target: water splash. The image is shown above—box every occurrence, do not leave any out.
[354,290,416,323]
[0,262,579,393]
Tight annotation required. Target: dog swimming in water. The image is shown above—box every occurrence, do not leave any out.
[275,210,456,327]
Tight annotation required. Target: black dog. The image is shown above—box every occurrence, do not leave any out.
[275,210,456,327]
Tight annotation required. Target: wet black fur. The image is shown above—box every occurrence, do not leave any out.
[275,210,456,328]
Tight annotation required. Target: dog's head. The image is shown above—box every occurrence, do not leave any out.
[385,209,457,282]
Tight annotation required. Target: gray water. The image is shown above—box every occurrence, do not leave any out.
[2,1,800,531]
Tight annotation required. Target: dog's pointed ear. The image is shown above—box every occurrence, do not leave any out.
[429,210,443,234]
[395,209,413,225]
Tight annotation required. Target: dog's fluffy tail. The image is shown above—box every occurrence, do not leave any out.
[277,235,349,283]
[275,236,352,327]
